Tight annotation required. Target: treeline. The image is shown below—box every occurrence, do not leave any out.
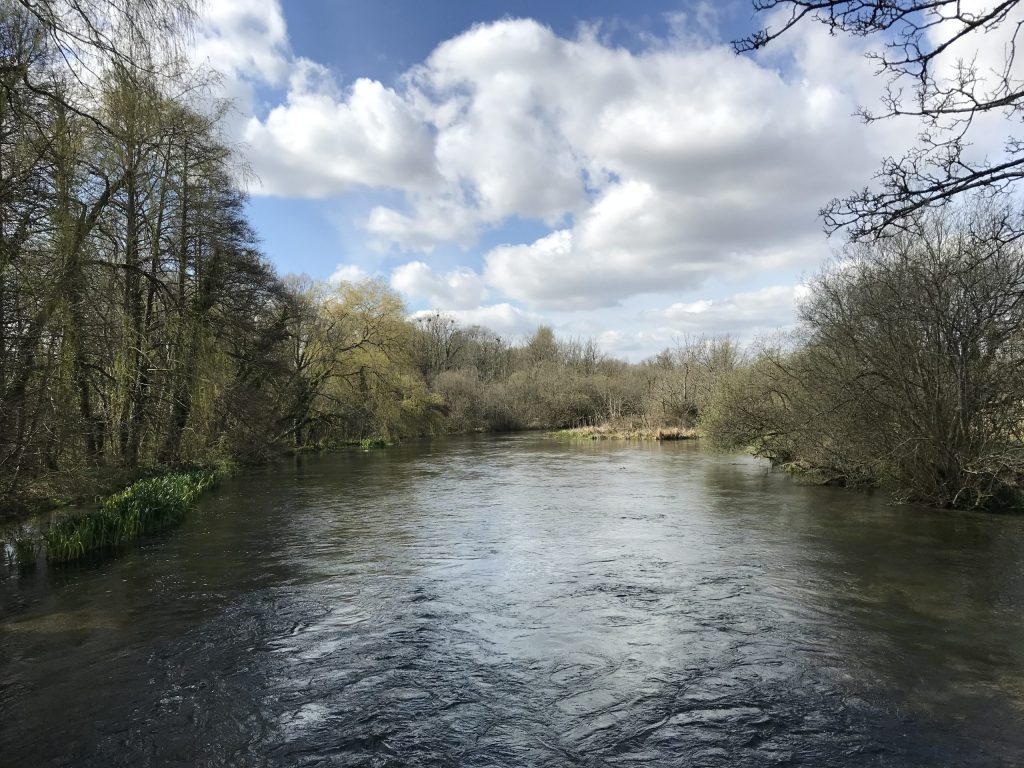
[256,276,743,448]
[0,0,292,503]
[705,204,1024,511]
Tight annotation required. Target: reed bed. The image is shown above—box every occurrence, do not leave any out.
[12,535,37,571]
[44,471,217,565]
[548,424,699,441]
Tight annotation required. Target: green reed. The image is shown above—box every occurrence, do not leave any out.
[44,471,217,565]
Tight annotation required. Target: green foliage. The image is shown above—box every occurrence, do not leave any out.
[12,534,38,572]
[43,471,217,564]
[359,437,391,450]
[0,7,290,505]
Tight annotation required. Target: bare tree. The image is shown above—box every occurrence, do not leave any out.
[736,1,1024,238]
[706,200,1024,508]
[414,312,466,382]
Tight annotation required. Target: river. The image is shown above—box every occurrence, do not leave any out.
[2,435,1023,766]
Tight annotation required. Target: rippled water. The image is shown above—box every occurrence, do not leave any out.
[2,435,1024,766]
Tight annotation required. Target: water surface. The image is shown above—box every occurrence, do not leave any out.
[2,435,1023,766]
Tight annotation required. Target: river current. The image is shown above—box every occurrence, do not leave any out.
[2,435,1023,766]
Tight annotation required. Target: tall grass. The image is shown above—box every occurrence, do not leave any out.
[548,424,699,441]
[2,530,38,573]
[44,471,217,565]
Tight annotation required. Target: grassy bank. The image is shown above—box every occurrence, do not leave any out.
[548,424,699,441]
[280,436,397,456]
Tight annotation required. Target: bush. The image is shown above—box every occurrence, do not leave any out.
[704,203,1024,509]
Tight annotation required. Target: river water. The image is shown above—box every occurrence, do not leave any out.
[2,435,1023,767]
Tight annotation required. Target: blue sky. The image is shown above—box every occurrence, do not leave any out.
[277,1,756,83]
[192,0,920,358]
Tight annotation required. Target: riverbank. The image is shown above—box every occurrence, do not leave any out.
[548,424,699,441]
[0,466,153,525]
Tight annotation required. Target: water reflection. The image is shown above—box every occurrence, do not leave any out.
[2,435,1023,766]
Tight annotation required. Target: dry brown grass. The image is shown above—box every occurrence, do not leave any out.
[548,424,699,441]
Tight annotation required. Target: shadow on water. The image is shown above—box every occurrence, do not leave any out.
[2,434,1024,766]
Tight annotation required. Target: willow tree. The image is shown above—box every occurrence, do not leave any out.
[322,280,442,442]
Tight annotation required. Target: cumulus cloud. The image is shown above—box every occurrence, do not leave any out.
[366,198,478,252]
[391,262,487,309]
[214,14,913,308]
[243,63,439,197]
[484,215,827,310]
[328,264,369,284]
[194,6,956,345]
[410,303,542,338]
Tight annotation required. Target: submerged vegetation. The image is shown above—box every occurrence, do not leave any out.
[43,471,218,564]
[11,533,37,572]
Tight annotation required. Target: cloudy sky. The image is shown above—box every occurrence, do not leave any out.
[191,0,921,359]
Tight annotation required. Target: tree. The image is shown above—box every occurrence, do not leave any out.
[317,280,442,441]
[14,0,196,88]
[525,325,560,365]
[706,202,1024,508]
[736,1,1024,238]
[639,336,743,428]
[413,312,466,382]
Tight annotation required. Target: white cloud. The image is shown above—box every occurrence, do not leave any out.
[189,0,292,129]
[328,264,369,284]
[410,303,542,338]
[243,67,439,196]
[483,208,827,310]
[526,283,809,361]
[390,261,487,309]
[366,198,478,252]
[193,0,290,86]
[648,283,808,337]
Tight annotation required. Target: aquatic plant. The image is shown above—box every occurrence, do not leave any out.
[44,471,218,565]
[359,437,392,450]
[12,534,38,572]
